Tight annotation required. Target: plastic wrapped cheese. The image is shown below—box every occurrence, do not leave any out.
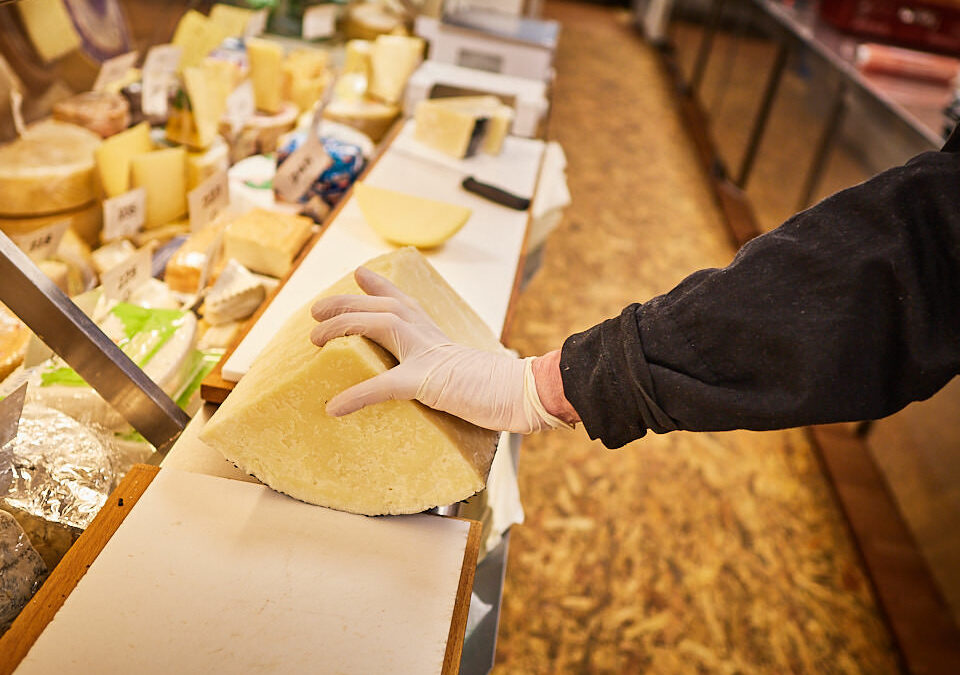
[0,510,47,635]
[199,247,502,516]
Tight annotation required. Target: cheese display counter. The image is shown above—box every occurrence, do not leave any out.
[0,1,566,672]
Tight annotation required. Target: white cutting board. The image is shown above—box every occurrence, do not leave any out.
[221,120,544,382]
[15,468,473,674]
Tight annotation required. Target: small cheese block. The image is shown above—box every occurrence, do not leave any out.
[90,238,135,276]
[37,260,70,293]
[163,219,226,293]
[282,48,330,113]
[222,208,313,278]
[368,35,424,104]
[354,182,471,248]
[52,91,131,139]
[218,103,298,163]
[183,66,229,149]
[209,3,257,36]
[323,98,398,143]
[186,136,229,192]
[53,228,96,295]
[199,247,502,516]
[0,121,101,217]
[246,37,284,114]
[0,201,102,249]
[16,0,82,63]
[201,259,265,325]
[130,146,188,229]
[415,96,513,158]
[95,122,153,199]
[172,9,231,70]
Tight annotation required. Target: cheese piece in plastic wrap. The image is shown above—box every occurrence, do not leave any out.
[0,510,46,635]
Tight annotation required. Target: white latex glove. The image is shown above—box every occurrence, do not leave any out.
[310,267,572,433]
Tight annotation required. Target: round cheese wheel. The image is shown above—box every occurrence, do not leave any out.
[0,121,102,217]
[0,200,102,248]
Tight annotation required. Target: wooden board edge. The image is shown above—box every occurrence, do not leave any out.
[200,118,407,404]
[442,518,483,675]
[808,425,960,674]
[0,464,160,675]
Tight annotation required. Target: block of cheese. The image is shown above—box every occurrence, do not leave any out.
[0,121,101,217]
[95,122,153,199]
[186,136,229,191]
[52,91,130,139]
[218,103,298,163]
[368,35,424,104]
[0,302,30,383]
[199,247,502,515]
[37,260,70,293]
[185,66,229,149]
[0,201,102,249]
[163,219,226,293]
[172,9,230,70]
[414,96,513,158]
[91,238,135,276]
[323,98,399,143]
[16,0,82,63]
[130,147,187,229]
[222,208,313,278]
[354,182,471,248]
[282,48,330,113]
[209,3,257,36]
[246,37,284,114]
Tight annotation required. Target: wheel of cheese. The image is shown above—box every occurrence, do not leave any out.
[0,200,103,248]
[52,91,130,138]
[0,121,102,217]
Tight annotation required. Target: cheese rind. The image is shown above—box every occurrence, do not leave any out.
[130,147,188,229]
[354,182,472,248]
[222,208,313,278]
[0,121,101,217]
[246,37,284,114]
[199,247,501,515]
[95,122,153,199]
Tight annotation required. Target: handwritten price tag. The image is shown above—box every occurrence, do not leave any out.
[0,382,27,449]
[141,45,182,117]
[102,187,146,242]
[189,171,230,231]
[94,51,139,92]
[273,133,331,203]
[302,4,338,39]
[11,219,69,262]
[101,245,152,302]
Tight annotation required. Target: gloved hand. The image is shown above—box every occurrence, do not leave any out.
[310,266,573,433]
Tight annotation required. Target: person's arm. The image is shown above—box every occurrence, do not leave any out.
[560,150,960,447]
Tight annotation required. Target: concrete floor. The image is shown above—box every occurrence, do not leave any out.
[492,2,901,672]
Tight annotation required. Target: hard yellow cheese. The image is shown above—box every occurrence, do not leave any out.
[95,122,152,199]
[246,37,284,114]
[199,247,502,516]
[16,0,82,63]
[172,10,231,70]
[368,35,424,104]
[222,208,313,278]
[414,96,513,158]
[130,146,187,229]
[354,182,472,248]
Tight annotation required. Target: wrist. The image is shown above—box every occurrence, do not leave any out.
[531,349,580,426]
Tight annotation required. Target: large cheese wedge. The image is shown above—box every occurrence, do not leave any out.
[183,66,229,149]
[246,37,284,114]
[414,96,513,158]
[0,121,101,217]
[368,35,424,104]
[95,122,153,199]
[199,247,502,515]
[16,0,82,63]
[354,182,471,248]
[172,9,230,70]
[223,208,313,278]
[130,147,187,229]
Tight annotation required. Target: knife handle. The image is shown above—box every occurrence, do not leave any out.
[461,176,531,211]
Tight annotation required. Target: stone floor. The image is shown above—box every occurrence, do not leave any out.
[492,2,901,672]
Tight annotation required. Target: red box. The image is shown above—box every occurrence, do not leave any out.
[820,0,960,55]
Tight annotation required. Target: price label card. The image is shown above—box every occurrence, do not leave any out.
[245,9,268,37]
[189,171,230,231]
[273,133,331,203]
[0,382,27,449]
[101,245,152,302]
[302,4,338,39]
[102,187,146,242]
[224,80,255,134]
[93,51,139,92]
[11,219,69,261]
[141,44,182,117]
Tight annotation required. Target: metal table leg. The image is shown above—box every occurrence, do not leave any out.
[690,0,727,94]
[797,82,847,211]
[737,38,789,188]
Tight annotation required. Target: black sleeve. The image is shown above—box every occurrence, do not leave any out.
[560,150,960,449]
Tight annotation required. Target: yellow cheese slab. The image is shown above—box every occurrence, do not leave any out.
[222,208,313,278]
[354,182,472,248]
[368,35,424,104]
[199,247,502,515]
[172,10,231,71]
[130,147,187,229]
[246,37,284,114]
[16,0,82,63]
[415,96,513,157]
[0,121,101,217]
[209,3,256,36]
[95,122,152,199]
